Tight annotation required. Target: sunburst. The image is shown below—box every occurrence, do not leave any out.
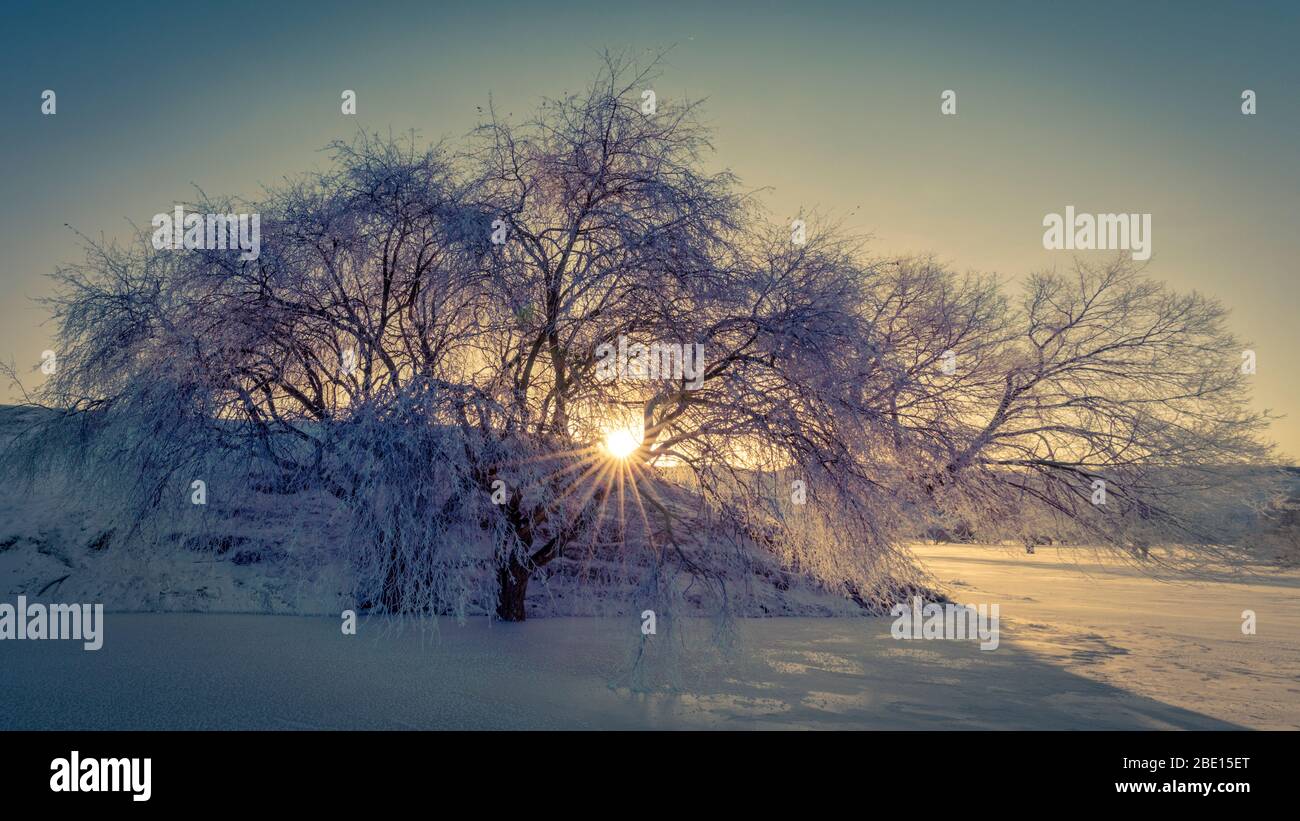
[603,427,642,459]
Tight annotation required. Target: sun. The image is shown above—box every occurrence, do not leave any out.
[603,427,641,459]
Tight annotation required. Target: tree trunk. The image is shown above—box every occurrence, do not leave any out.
[496,556,531,621]
[379,528,407,613]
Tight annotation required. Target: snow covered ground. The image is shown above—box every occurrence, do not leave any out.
[3,544,1295,730]
[919,544,1300,730]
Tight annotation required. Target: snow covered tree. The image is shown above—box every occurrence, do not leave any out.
[8,55,1281,623]
[915,258,1282,565]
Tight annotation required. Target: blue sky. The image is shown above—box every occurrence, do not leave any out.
[2,0,1298,453]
